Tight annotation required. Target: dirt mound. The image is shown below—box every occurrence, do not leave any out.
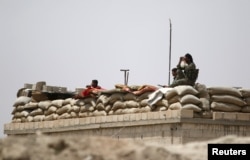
[0,134,250,160]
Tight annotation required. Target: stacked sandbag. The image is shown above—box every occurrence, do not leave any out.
[194,83,211,111]
[239,89,250,112]
[78,97,97,118]
[166,85,202,113]
[208,87,246,112]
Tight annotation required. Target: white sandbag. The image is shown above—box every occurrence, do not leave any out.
[241,106,250,113]
[124,93,137,101]
[194,83,210,99]
[26,116,33,122]
[51,99,64,108]
[92,110,107,116]
[11,107,17,115]
[58,113,71,119]
[24,102,38,110]
[208,86,242,97]
[169,102,182,110]
[239,88,250,97]
[182,104,202,112]
[21,111,29,117]
[174,85,198,96]
[79,112,89,118]
[108,110,114,115]
[45,106,57,115]
[13,96,32,106]
[211,102,242,112]
[75,99,85,106]
[15,105,25,112]
[96,95,110,105]
[200,98,210,111]
[211,95,246,107]
[62,98,73,105]
[109,93,124,104]
[29,108,43,116]
[56,104,71,115]
[114,109,123,115]
[180,94,201,105]
[112,101,126,111]
[125,100,139,108]
[38,100,51,110]
[33,115,45,122]
[70,98,77,106]
[44,113,58,121]
[70,111,78,118]
[12,118,21,123]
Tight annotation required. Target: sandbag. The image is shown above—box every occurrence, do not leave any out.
[33,115,45,122]
[244,97,250,105]
[125,100,139,108]
[105,105,112,112]
[38,101,51,110]
[45,106,57,115]
[174,85,198,96]
[24,102,38,110]
[168,95,180,105]
[44,113,58,121]
[29,108,43,116]
[139,106,151,113]
[56,104,71,115]
[140,99,149,107]
[199,98,210,111]
[194,83,210,98]
[71,105,80,113]
[239,89,250,97]
[169,102,182,110]
[96,103,105,111]
[109,93,124,104]
[112,101,126,111]
[51,99,64,108]
[13,96,32,106]
[136,92,151,101]
[75,99,85,106]
[182,104,202,112]
[58,113,71,119]
[211,95,246,107]
[124,93,137,101]
[70,111,78,118]
[96,95,110,105]
[180,94,201,105]
[92,110,107,116]
[164,88,178,100]
[211,102,242,112]
[241,106,250,113]
[122,108,140,114]
[155,106,167,111]
[155,99,169,107]
[208,86,242,97]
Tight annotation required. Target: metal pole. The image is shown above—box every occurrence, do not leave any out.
[120,69,129,85]
[168,19,172,86]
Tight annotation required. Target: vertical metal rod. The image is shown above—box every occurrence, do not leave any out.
[120,69,130,85]
[168,19,172,86]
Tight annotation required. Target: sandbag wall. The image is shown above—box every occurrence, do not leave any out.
[11,85,250,123]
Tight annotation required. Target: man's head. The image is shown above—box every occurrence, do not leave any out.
[171,68,177,78]
[184,53,193,64]
[91,79,98,88]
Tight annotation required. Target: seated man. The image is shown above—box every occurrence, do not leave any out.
[75,79,105,98]
[169,53,199,87]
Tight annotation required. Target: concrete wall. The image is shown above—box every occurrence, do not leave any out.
[4,110,250,145]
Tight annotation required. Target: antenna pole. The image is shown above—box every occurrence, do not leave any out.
[168,19,172,86]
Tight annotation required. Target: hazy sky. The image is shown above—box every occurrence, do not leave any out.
[1,0,250,137]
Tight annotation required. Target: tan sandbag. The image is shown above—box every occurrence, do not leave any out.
[239,88,250,97]
[122,108,140,114]
[44,113,58,121]
[168,95,180,105]
[13,111,23,118]
[15,105,25,112]
[75,99,85,106]
[125,100,139,108]
[12,118,21,123]
[194,83,210,99]
[26,116,33,122]
[70,111,78,118]
[62,98,73,105]
[92,110,107,116]
[109,93,124,104]
[105,105,112,112]
[38,100,51,110]
[211,102,242,112]
[211,95,246,107]
[45,106,57,115]
[155,106,167,111]
[155,99,169,107]
[180,94,201,105]
[79,112,89,118]
[96,94,110,105]
[56,104,71,115]
[164,88,178,100]
[241,106,250,113]
[169,102,182,110]
[124,93,137,101]
[58,113,71,119]
[82,97,96,106]
[174,85,198,96]
[108,110,114,115]
[114,109,123,115]
[11,107,17,115]
[136,92,151,101]
[13,96,32,106]
[112,101,126,111]
[139,99,149,107]
[139,106,151,113]
[244,97,250,105]
[71,105,80,113]
[51,99,64,108]
[200,98,210,111]
[24,102,38,110]
[33,115,45,122]
[29,108,43,116]
[208,86,242,97]
[96,103,105,111]
[182,104,202,112]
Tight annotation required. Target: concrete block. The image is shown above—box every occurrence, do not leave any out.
[153,112,160,119]
[236,113,250,121]
[101,116,107,123]
[147,112,154,120]
[130,114,136,121]
[117,115,124,122]
[135,113,142,121]
[73,118,80,125]
[95,116,102,123]
[33,122,39,129]
[13,123,20,130]
[123,114,130,121]
[106,115,113,122]
[171,110,180,118]
[141,113,148,120]
[79,118,88,125]
[112,115,118,122]
[224,112,237,120]
[159,111,168,120]
[38,121,44,129]
[213,112,224,120]
[4,123,11,131]
[90,117,96,124]
[180,110,193,118]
